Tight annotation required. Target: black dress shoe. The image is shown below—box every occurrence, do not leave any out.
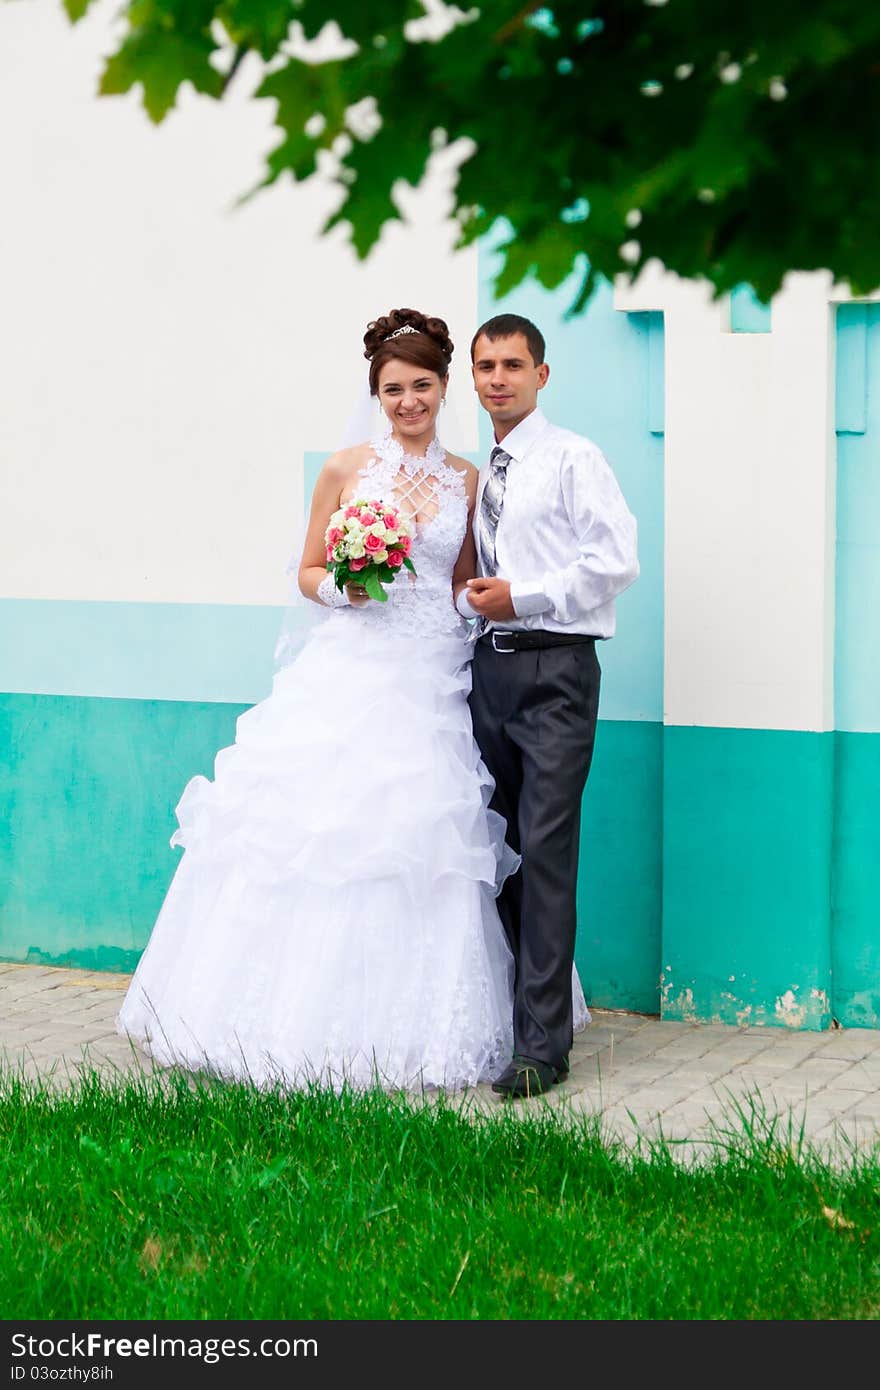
[491,1055,565,1098]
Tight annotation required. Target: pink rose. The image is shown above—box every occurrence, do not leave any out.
[399,534,412,557]
[365,533,384,552]
[360,511,377,526]
[326,526,343,545]
[325,546,335,563]
[383,510,399,529]
[344,506,359,519]
[387,550,404,568]
[350,556,367,571]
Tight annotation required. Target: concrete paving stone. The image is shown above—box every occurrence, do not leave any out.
[641,1021,707,1040]
[672,1023,745,1039]
[838,1097,880,1122]
[569,1037,613,1058]
[824,1062,879,1093]
[1,978,75,1000]
[2,1025,56,1046]
[677,1063,742,1086]
[53,1024,119,1046]
[0,965,60,978]
[591,1010,652,1031]
[699,1043,781,1067]
[790,1056,862,1077]
[795,1087,866,1114]
[666,1092,731,1115]
[0,1003,56,1022]
[819,1034,880,1061]
[600,1039,678,1066]
[646,1043,722,1067]
[628,1084,709,1112]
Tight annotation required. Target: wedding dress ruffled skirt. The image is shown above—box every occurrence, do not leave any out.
[118,620,584,1090]
[118,433,589,1090]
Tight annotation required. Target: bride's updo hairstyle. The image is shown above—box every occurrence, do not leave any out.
[364,307,454,395]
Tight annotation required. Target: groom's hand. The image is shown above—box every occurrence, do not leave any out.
[466,577,516,621]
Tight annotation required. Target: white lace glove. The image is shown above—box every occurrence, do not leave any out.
[317,575,352,608]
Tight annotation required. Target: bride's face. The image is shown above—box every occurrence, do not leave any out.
[377,359,446,441]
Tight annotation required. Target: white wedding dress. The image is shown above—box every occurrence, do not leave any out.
[118,433,589,1090]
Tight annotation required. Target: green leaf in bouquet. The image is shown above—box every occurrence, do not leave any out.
[403,558,417,575]
[364,568,387,603]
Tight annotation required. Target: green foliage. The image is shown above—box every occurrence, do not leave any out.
[54,0,880,308]
[331,556,415,600]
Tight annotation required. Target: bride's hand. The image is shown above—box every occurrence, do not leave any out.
[345,581,371,607]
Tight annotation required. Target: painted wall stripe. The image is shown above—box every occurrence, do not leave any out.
[835,303,880,734]
[646,310,666,436]
[835,304,868,435]
[832,731,880,1028]
[0,599,283,705]
[0,691,660,1011]
[729,283,773,334]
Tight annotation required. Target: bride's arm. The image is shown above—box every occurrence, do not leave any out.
[451,462,479,612]
[298,451,369,606]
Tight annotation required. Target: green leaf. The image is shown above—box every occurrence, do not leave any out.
[218,0,298,60]
[403,558,416,575]
[364,568,387,603]
[63,0,99,21]
[100,30,223,124]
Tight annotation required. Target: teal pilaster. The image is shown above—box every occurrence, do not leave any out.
[661,726,834,1030]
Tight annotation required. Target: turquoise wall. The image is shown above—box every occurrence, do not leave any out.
[0,692,245,972]
[661,727,834,1029]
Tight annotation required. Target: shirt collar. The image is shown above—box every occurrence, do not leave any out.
[494,407,548,464]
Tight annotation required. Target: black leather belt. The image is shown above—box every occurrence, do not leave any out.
[480,629,598,653]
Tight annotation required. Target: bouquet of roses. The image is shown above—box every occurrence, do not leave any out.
[324,498,416,603]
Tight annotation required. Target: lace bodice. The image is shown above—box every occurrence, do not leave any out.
[334,432,469,638]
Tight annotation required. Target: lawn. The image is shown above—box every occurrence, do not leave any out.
[1,1066,878,1320]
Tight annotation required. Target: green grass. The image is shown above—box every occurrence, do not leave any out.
[1,1066,879,1320]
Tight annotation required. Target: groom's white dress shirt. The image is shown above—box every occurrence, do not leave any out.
[464,407,639,638]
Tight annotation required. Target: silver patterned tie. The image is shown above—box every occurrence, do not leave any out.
[476,446,511,578]
[468,445,511,642]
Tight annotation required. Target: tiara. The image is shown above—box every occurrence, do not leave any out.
[386,324,420,339]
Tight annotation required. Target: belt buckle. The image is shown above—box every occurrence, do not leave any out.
[491,630,516,653]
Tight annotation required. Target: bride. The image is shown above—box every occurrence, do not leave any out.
[118,307,588,1090]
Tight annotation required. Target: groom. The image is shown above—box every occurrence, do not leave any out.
[458,313,639,1098]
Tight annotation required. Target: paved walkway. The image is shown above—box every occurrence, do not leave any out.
[2,962,879,1162]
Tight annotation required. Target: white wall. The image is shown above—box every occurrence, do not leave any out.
[0,0,479,606]
[616,264,838,733]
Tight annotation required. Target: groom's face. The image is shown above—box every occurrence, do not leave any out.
[471,332,550,434]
